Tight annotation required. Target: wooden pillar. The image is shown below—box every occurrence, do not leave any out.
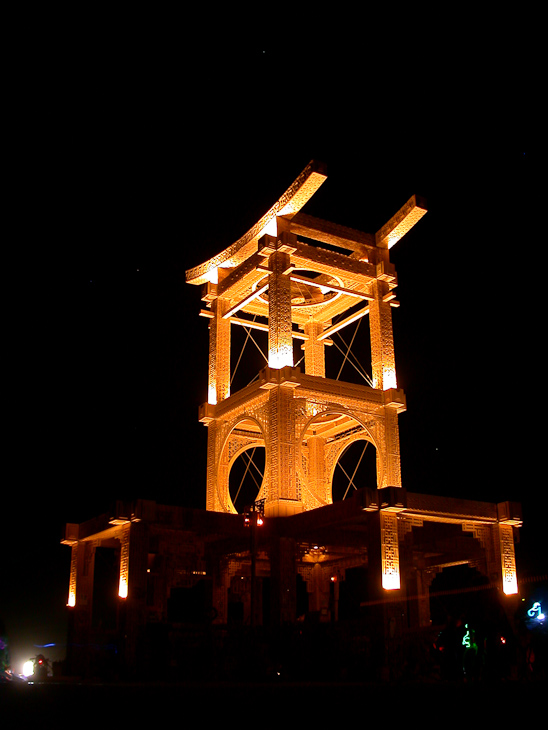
[208,297,231,404]
[303,318,325,377]
[269,537,297,624]
[268,246,294,369]
[498,523,518,595]
[266,385,298,515]
[369,275,397,391]
[307,434,328,505]
[66,541,95,676]
[118,521,149,674]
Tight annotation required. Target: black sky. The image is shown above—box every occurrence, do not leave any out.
[3,29,544,670]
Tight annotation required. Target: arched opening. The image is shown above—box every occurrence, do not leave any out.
[299,411,381,507]
[331,438,377,502]
[228,444,266,513]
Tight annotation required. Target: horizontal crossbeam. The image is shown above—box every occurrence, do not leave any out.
[199,309,333,344]
[318,305,370,340]
[289,273,374,301]
[222,283,269,319]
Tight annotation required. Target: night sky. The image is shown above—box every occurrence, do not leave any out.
[3,32,544,673]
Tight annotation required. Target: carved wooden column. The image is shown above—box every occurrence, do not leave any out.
[120,521,149,672]
[208,297,231,405]
[384,406,403,488]
[303,318,325,377]
[266,384,298,515]
[307,434,328,505]
[499,523,518,595]
[369,276,397,392]
[269,537,297,624]
[266,237,294,369]
[380,510,401,590]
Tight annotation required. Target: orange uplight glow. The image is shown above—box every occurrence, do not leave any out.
[500,524,518,595]
[268,345,293,370]
[260,217,278,238]
[118,577,128,599]
[67,547,77,607]
[382,571,401,591]
[206,267,219,285]
[502,573,518,596]
[383,368,397,391]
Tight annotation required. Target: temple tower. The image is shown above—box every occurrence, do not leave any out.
[61,162,522,676]
[186,160,430,588]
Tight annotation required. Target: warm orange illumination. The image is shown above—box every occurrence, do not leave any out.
[260,216,278,238]
[383,369,397,391]
[206,267,219,284]
[119,523,130,599]
[67,544,77,607]
[268,346,293,369]
[502,572,518,596]
[318,305,370,341]
[500,524,519,595]
[381,511,401,591]
[382,571,401,591]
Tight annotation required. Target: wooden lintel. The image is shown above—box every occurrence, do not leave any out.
[222,283,269,319]
[199,309,332,344]
[289,273,373,301]
[291,239,376,283]
[318,305,370,340]
[287,212,375,258]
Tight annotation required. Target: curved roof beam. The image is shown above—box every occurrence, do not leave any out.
[185,160,328,285]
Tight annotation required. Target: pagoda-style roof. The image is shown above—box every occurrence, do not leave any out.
[186,160,427,329]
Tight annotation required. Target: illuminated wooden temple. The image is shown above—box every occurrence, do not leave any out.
[62,161,522,676]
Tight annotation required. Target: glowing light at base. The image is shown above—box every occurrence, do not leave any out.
[268,347,293,370]
[382,571,401,591]
[118,577,128,599]
[502,573,518,596]
[381,511,400,590]
[382,368,397,391]
[118,523,130,598]
[67,544,77,607]
[23,661,34,677]
[500,523,518,595]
